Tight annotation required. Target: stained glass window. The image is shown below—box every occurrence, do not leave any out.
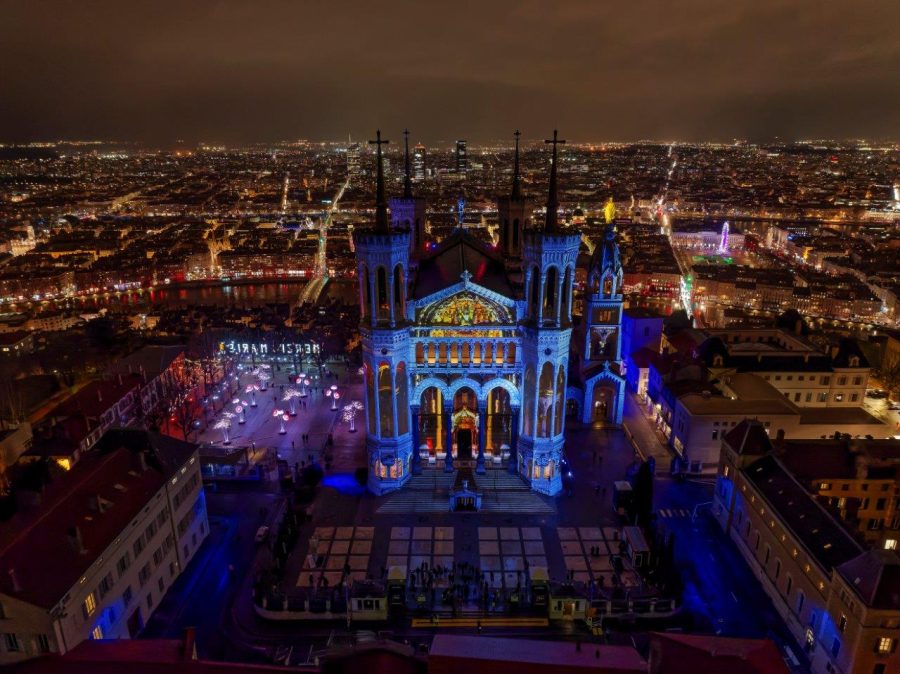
[423,292,509,325]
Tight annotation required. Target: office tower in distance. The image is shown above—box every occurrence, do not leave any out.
[413,143,426,181]
[346,141,360,178]
[455,139,467,174]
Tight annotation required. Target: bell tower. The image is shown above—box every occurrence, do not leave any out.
[389,128,427,263]
[518,130,580,496]
[354,130,413,495]
[497,130,531,267]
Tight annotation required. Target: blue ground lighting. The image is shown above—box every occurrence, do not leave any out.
[322,473,366,496]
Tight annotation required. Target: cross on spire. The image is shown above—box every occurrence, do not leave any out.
[402,128,413,198]
[369,130,390,232]
[544,129,566,232]
[511,129,523,200]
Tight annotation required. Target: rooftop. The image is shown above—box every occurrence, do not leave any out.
[0,430,197,609]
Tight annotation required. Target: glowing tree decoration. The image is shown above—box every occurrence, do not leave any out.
[718,221,730,254]
[283,388,301,416]
[342,401,363,432]
[273,408,288,434]
[257,369,271,391]
[215,413,234,445]
[235,404,245,425]
[245,384,259,407]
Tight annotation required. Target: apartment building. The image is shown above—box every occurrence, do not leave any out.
[0,430,208,664]
[715,421,900,674]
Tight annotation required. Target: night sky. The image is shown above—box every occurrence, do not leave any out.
[2,0,898,144]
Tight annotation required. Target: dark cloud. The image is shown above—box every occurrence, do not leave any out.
[1,0,898,143]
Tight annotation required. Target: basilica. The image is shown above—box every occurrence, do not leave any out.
[354,131,626,496]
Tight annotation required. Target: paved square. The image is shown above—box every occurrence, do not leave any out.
[298,526,373,587]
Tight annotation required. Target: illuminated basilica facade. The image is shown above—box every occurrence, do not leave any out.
[355,131,625,496]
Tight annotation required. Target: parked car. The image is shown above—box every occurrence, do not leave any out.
[867,389,889,399]
[255,525,270,543]
[889,401,900,411]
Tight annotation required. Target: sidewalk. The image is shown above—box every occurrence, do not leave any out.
[622,391,672,465]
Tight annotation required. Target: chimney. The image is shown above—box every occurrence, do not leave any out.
[68,526,86,554]
[8,568,21,593]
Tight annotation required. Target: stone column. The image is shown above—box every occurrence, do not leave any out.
[388,275,395,327]
[508,406,519,474]
[411,407,421,475]
[476,403,486,474]
[444,404,454,473]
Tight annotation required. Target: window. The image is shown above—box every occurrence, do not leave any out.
[839,614,848,633]
[797,591,805,615]
[4,633,19,652]
[169,561,176,578]
[774,559,781,580]
[764,545,771,565]
[851,394,859,402]
[853,376,862,386]
[138,563,152,587]
[146,593,154,609]
[876,637,893,654]
[133,535,145,558]
[805,392,812,403]
[834,393,844,402]
[786,575,793,597]
[821,376,831,386]
[820,482,832,490]
[98,572,114,598]
[838,376,847,386]
[873,664,886,674]
[712,430,718,440]
[83,592,97,619]
[818,393,828,403]
[123,586,133,607]
[116,553,131,577]
[886,540,897,551]
[868,518,882,531]
[37,634,50,653]
[91,626,103,640]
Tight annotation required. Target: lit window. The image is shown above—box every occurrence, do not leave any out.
[877,637,893,654]
[820,482,832,490]
[83,592,97,617]
[91,625,103,640]
[885,539,897,550]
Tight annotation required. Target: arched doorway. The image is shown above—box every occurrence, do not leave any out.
[591,381,618,425]
[452,387,478,459]
[418,387,443,456]
[484,387,512,457]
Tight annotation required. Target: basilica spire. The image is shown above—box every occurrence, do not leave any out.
[511,129,523,200]
[369,130,390,232]
[402,128,412,199]
[544,129,566,232]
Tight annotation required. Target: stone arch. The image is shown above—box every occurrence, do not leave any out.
[393,263,405,320]
[542,265,559,322]
[482,377,521,407]
[537,362,554,438]
[377,361,394,437]
[562,266,573,322]
[523,365,536,437]
[565,385,583,419]
[413,376,450,403]
[447,378,482,402]
[376,266,389,320]
[395,362,409,436]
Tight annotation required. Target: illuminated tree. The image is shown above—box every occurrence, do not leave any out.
[342,400,364,432]
[283,388,301,415]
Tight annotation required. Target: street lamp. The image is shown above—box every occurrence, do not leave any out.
[332,391,340,411]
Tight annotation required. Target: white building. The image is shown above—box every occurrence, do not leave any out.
[0,430,208,664]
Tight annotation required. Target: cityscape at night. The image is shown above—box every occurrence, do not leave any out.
[0,2,899,674]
